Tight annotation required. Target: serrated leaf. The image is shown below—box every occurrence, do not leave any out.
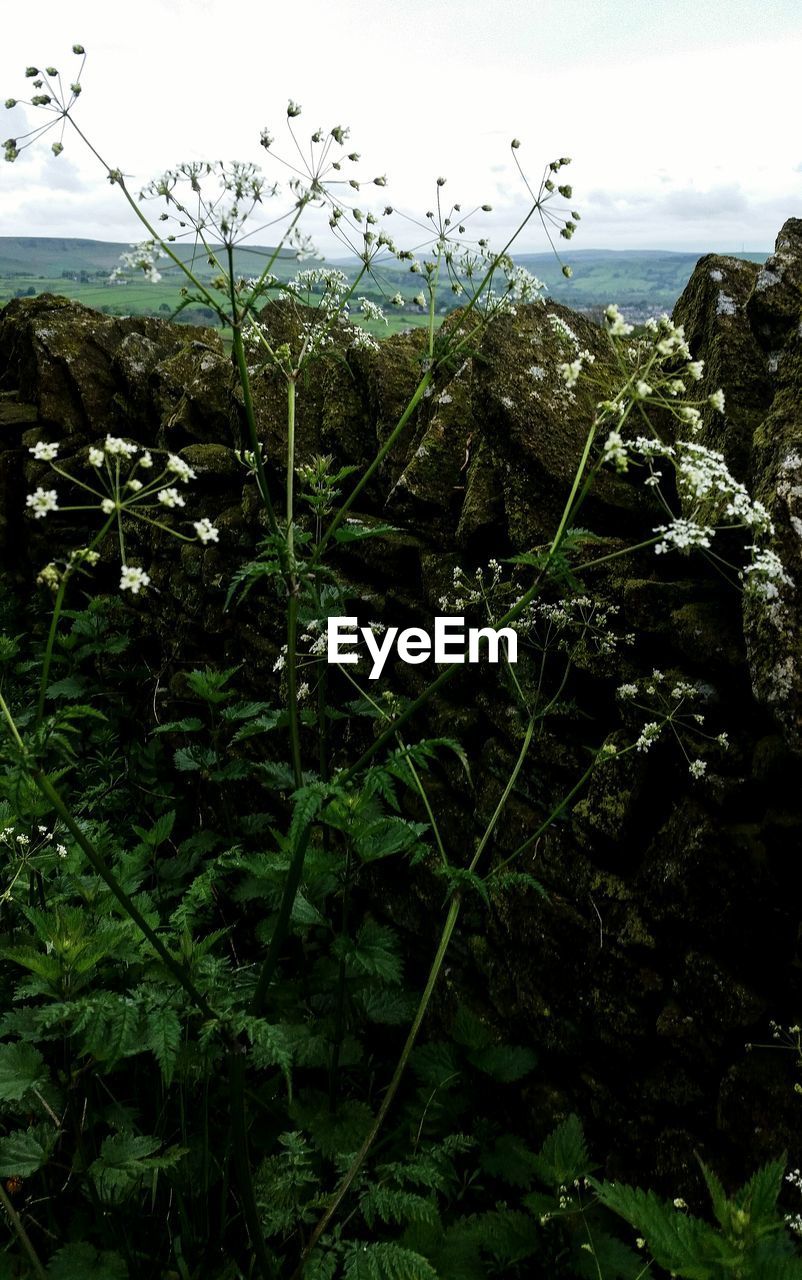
[47,1243,128,1280]
[0,1129,48,1177]
[0,1041,47,1100]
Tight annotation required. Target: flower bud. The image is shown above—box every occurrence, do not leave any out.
[511,138,521,149]
[481,204,492,211]
[72,44,85,55]
[4,99,16,109]
[373,175,387,186]
[46,67,58,76]
[561,264,573,278]
[286,100,302,117]
[25,67,38,77]
[51,141,63,156]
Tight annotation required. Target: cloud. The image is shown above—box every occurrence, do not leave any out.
[660,184,749,220]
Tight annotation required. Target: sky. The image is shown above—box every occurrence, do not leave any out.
[1,0,800,258]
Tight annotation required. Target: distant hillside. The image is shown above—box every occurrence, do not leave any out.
[0,236,770,326]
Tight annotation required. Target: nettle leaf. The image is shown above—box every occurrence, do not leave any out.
[0,1041,48,1100]
[152,716,204,735]
[131,810,175,849]
[185,666,239,704]
[45,675,88,700]
[468,1044,537,1083]
[290,1092,373,1159]
[735,1156,787,1223]
[333,520,399,544]
[592,1180,715,1276]
[481,1134,539,1189]
[335,920,403,985]
[531,1114,591,1189]
[47,1243,128,1280]
[0,1127,49,1177]
[90,1134,187,1204]
[353,817,428,863]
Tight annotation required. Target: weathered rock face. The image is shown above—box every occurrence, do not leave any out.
[673,218,802,754]
[1,247,802,1196]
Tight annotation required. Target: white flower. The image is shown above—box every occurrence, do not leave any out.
[193,518,220,544]
[558,358,583,388]
[602,429,629,472]
[604,304,633,337]
[634,380,652,399]
[157,487,185,508]
[140,450,153,469]
[673,1198,688,1210]
[635,721,661,752]
[708,389,725,413]
[29,440,59,461]
[617,683,639,698]
[88,447,104,467]
[654,517,714,554]
[412,292,426,308]
[167,454,196,483]
[127,478,143,491]
[689,759,707,779]
[56,844,67,857]
[119,564,150,594]
[687,361,704,381]
[104,434,138,457]
[26,487,59,518]
[101,497,116,515]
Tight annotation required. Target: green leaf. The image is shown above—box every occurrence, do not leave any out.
[0,1128,48,1177]
[333,521,400,544]
[0,1041,47,1100]
[468,1043,537,1083]
[185,666,239,704]
[47,1244,128,1280]
[143,1004,182,1084]
[531,1114,591,1189]
[342,1240,439,1280]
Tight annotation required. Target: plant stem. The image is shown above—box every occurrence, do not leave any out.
[35,574,68,727]
[0,1182,48,1280]
[315,367,433,558]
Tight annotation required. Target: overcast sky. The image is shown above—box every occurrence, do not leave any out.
[1,0,800,258]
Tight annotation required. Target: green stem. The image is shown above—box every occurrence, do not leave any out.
[35,575,68,728]
[294,893,462,1275]
[315,367,433,558]
[249,821,313,1017]
[0,1181,48,1280]
[229,1055,278,1280]
[296,713,536,1271]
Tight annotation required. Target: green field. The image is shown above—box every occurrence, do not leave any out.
[0,236,770,334]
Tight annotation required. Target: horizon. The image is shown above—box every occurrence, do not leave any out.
[0,0,799,257]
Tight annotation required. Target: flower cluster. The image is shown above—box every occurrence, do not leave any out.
[1,823,68,903]
[25,434,221,594]
[616,669,729,778]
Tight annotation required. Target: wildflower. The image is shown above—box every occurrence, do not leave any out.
[635,722,661,752]
[558,359,583,388]
[26,487,58,518]
[119,565,150,595]
[708,389,726,413]
[412,292,426,308]
[127,478,143,491]
[88,446,104,467]
[56,844,67,858]
[602,429,629,472]
[604,304,633,337]
[689,759,707,779]
[617,683,639,698]
[687,361,704,381]
[29,440,59,461]
[157,487,185,508]
[193,518,220,544]
[634,380,652,399]
[101,498,116,515]
[654,518,713,554]
[140,450,153,468]
[673,1198,688,1210]
[167,454,196,483]
[104,434,138,457]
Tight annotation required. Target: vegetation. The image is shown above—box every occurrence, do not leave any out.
[0,43,797,1280]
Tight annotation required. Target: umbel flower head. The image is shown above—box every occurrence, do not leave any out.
[24,434,220,595]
